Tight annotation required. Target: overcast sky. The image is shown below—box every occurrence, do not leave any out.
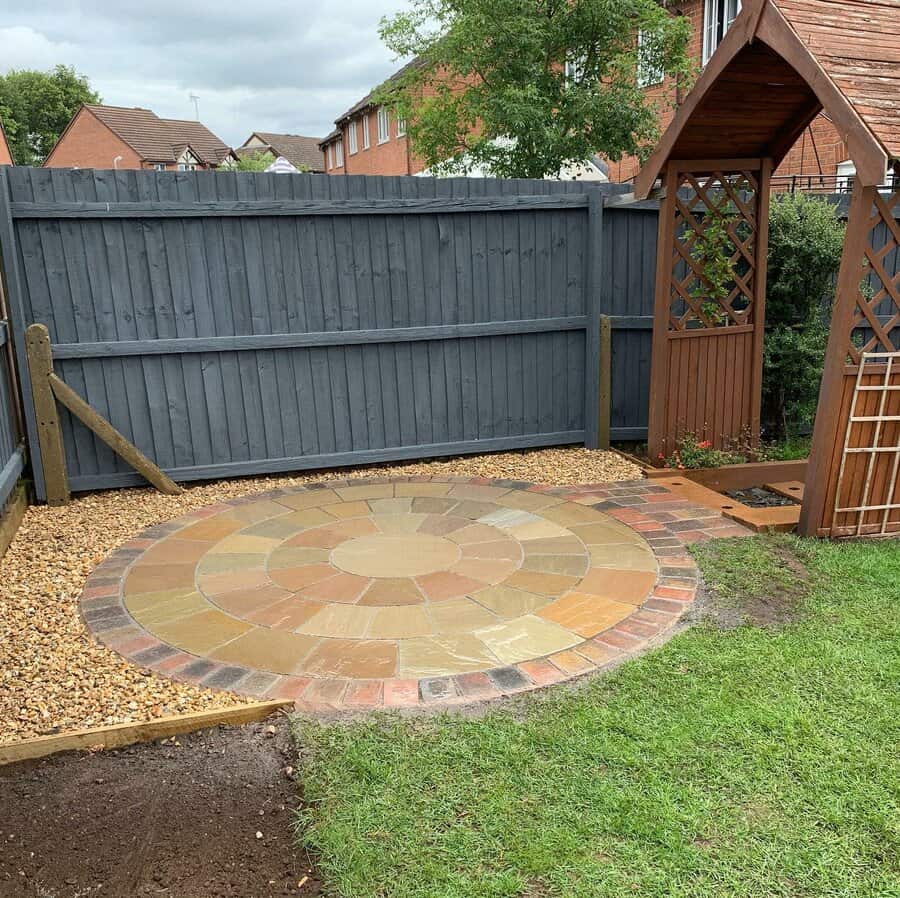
[0,0,410,147]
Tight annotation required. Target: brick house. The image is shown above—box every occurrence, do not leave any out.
[0,120,12,165]
[235,132,326,173]
[325,1,860,185]
[320,60,426,176]
[607,0,857,186]
[43,104,233,171]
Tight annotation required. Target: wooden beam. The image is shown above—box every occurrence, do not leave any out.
[598,315,612,451]
[0,700,291,766]
[48,372,182,496]
[800,182,876,536]
[24,324,69,506]
[0,482,28,561]
[749,158,773,447]
[584,191,604,449]
[8,193,591,220]
[646,165,679,462]
[49,316,590,360]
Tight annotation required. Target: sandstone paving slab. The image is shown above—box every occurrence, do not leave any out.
[80,475,701,713]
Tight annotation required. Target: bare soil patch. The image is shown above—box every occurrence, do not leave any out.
[689,537,809,630]
[0,717,318,898]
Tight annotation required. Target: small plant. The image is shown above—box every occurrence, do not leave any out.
[662,432,747,469]
[688,209,740,327]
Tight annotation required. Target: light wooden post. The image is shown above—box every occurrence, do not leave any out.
[598,315,612,450]
[48,373,182,496]
[24,324,69,506]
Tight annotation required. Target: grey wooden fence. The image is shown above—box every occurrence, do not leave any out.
[0,167,662,500]
[0,320,23,508]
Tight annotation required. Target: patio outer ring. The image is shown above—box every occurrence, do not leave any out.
[79,476,700,713]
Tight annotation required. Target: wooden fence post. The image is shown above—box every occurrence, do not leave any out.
[48,373,182,496]
[24,324,69,506]
[598,315,612,450]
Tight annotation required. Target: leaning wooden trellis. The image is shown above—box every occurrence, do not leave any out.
[636,0,900,538]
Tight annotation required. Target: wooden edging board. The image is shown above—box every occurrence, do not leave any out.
[0,700,292,766]
[644,458,808,490]
[652,475,800,533]
[0,482,28,561]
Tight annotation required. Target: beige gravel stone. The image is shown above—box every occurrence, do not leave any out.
[0,446,639,745]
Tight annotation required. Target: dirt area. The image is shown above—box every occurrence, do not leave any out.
[1,447,640,746]
[725,486,799,507]
[0,716,318,898]
[689,537,809,630]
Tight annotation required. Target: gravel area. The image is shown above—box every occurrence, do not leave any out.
[0,448,640,745]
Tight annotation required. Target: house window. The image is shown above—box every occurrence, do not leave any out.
[334,138,343,168]
[377,107,390,144]
[348,121,358,155]
[327,144,333,169]
[703,0,741,64]
[836,160,856,193]
[564,54,585,85]
[362,114,370,149]
[396,115,407,137]
[177,163,197,171]
[153,163,166,171]
[637,29,664,88]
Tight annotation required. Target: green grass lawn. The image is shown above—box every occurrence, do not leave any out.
[293,536,900,898]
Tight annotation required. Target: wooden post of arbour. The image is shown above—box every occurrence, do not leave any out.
[799,182,878,537]
[24,324,69,506]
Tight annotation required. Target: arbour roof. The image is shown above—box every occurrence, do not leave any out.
[635,0,899,196]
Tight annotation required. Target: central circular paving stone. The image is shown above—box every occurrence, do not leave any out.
[81,477,693,710]
[331,533,463,578]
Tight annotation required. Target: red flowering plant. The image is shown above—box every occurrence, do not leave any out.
[663,432,747,469]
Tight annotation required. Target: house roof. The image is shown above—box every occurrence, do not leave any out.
[336,58,423,124]
[635,0,897,196]
[83,105,232,165]
[237,132,324,171]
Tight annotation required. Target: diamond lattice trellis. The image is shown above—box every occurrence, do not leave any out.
[668,170,759,331]
[848,186,900,363]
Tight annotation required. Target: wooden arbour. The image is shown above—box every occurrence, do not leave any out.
[635,0,899,538]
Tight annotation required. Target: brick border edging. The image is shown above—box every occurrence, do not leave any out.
[79,475,700,713]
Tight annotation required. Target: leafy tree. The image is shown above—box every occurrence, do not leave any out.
[763,192,845,438]
[375,0,692,178]
[228,150,278,171]
[0,65,100,165]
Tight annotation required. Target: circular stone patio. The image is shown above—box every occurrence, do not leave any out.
[81,477,698,711]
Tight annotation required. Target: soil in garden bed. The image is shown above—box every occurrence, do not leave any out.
[0,717,319,898]
[724,486,800,507]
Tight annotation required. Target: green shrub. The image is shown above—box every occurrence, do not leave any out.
[763,193,845,438]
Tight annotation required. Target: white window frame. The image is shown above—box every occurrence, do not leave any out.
[396,115,407,137]
[377,107,390,144]
[334,137,343,168]
[362,114,370,149]
[177,163,198,171]
[637,29,664,88]
[703,0,741,65]
[153,163,166,172]
[348,121,358,155]
[327,144,333,169]
[564,53,585,86]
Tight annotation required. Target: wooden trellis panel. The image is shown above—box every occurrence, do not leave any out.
[647,159,771,461]
[802,181,900,537]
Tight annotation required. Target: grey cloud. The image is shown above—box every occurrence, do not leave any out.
[0,0,409,145]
